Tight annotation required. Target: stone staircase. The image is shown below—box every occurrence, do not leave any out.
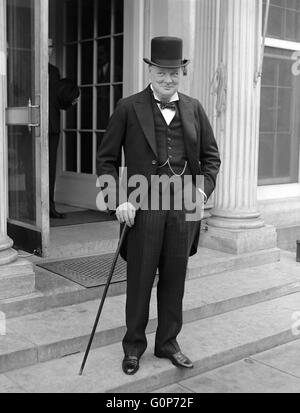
[1,247,300,392]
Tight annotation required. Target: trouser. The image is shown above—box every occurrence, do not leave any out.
[122,183,198,357]
[49,133,60,210]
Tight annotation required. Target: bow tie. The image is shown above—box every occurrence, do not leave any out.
[155,99,177,110]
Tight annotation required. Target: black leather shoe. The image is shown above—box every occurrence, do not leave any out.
[122,355,140,375]
[50,209,66,219]
[155,350,194,369]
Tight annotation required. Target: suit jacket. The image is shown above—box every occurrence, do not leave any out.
[49,63,61,134]
[96,85,221,258]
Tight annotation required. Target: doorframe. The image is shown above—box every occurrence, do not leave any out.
[39,0,50,256]
[3,0,50,256]
[0,0,9,239]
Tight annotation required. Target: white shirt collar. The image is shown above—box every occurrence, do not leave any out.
[150,84,179,103]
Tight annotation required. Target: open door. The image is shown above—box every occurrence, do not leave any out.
[5,0,49,256]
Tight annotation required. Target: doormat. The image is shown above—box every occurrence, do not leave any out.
[37,253,126,288]
[50,210,116,227]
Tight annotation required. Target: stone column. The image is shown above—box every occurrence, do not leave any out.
[190,0,222,214]
[0,1,35,300]
[201,0,278,255]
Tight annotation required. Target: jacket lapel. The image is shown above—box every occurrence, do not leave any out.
[133,87,158,157]
[178,94,199,172]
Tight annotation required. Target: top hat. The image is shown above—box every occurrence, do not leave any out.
[143,36,190,68]
[57,78,80,110]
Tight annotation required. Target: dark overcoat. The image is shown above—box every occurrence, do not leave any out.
[96,85,221,259]
[48,63,61,134]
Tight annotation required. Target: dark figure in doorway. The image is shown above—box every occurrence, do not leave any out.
[98,43,110,84]
[48,38,65,219]
[97,43,111,130]
[97,43,122,130]
[48,39,79,219]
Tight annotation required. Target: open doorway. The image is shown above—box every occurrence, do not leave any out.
[48,0,123,228]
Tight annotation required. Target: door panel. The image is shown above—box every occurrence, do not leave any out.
[6,0,49,255]
[55,0,124,209]
[7,125,36,224]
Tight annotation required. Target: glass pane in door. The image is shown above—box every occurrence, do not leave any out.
[7,0,37,225]
[7,126,36,224]
[7,0,35,106]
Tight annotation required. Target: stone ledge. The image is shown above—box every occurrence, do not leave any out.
[200,225,277,254]
[0,259,35,300]
[259,197,300,228]
[188,247,280,278]
[0,259,34,278]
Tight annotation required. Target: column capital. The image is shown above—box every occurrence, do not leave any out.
[0,235,18,265]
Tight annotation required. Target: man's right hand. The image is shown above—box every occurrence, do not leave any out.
[116,202,136,227]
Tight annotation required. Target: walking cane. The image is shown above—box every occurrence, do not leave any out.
[79,224,129,375]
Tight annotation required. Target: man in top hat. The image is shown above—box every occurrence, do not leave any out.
[96,36,221,375]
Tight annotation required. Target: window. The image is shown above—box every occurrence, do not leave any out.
[265,0,300,42]
[63,0,124,175]
[258,1,300,185]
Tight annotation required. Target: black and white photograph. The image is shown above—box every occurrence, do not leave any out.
[0,0,300,398]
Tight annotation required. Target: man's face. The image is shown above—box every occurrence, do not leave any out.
[149,65,182,101]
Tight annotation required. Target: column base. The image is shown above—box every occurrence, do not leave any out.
[200,224,278,255]
[207,209,265,230]
[0,236,18,265]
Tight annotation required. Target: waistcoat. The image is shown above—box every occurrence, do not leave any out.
[152,100,189,176]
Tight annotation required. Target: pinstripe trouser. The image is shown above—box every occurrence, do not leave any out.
[122,179,199,357]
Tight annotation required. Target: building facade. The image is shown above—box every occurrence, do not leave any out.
[0,0,299,300]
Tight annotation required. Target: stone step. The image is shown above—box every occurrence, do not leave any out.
[153,339,300,393]
[0,259,35,300]
[0,253,298,374]
[2,291,300,393]
[0,246,280,319]
[48,221,119,259]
